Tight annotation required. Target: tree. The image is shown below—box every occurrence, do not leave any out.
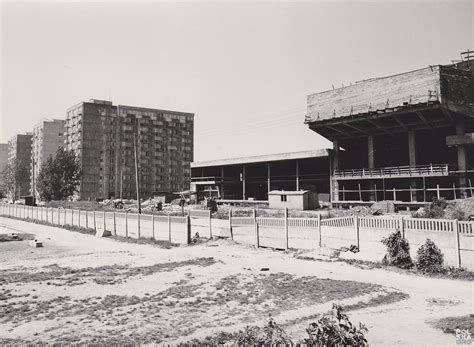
[0,159,30,201]
[36,147,81,201]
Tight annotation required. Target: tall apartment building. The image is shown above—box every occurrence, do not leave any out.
[65,99,194,200]
[30,119,66,198]
[8,133,33,198]
[0,143,8,174]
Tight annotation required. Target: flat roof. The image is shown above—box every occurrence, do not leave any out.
[191,149,331,168]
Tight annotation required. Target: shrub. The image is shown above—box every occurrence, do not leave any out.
[381,230,413,269]
[416,239,444,272]
[304,304,368,347]
[206,198,218,214]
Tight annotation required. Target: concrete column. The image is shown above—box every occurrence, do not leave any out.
[220,166,225,199]
[333,140,340,171]
[267,163,271,196]
[332,140,339,202]
[408,131,417,202]
[368,135,376,201]
[296,160,300,191]
[456,121,467,197]
[242,164,246,200]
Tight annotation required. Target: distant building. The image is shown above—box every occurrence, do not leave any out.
[30,119,66,198]
[305,57,474,206]
[191,150,331,203]
[8,133,33,198]
[65,99,194,200]
[0,143,8,174]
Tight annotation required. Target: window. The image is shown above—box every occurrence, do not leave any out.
[281,195,287,202]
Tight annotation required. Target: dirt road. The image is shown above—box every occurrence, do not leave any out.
[0,217,471,345]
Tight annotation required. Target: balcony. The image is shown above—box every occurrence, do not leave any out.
[333,164,449,180]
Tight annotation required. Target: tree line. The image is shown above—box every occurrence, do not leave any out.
[0,147,81,202]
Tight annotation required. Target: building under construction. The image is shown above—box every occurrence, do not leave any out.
[191,150,331,202]
[65,99,194,200]
[305,53,474,207]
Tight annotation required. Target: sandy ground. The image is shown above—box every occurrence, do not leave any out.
[0,217,471,346]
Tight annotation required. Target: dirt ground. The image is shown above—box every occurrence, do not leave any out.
[0,217,471,346]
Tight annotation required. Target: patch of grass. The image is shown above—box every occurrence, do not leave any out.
[296,254,474,281]
[431,315,474,335]
[0,257,217,286]
[0,233,36,242]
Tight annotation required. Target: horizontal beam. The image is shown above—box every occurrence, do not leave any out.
[446,133,474,146]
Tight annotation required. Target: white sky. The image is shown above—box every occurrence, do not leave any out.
[1,0,472,161]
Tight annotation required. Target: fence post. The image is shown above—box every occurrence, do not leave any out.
[209,210,213,239]
[71,209,74,226]
[63,208,66,225]
[57,208,60,225]
[454,219,461,268]
[400,216,405,238]
[78,210,81,228]
[113,212,117,236]
[284,207,289,251]
[85,210,88,229]
[93,211,96,232]
[125,211,128,237]
[151,213,155,239]
[168,214,171,242]
[103,211,106,233]
[354,215,360,250]
[187,215,191,244]
[253,209,259,248]
[228,209,233,240]
[318,213,322,247]
[137,213,141,238]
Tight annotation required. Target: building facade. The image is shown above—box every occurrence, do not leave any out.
[30,119,66,198]
[305,58,474,207]
[65,99,194,200]
[0,143,8,174]
[191,150,331,203]
[8,133,33,198]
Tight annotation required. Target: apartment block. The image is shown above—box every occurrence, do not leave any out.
[0,143,8,174]
[8,133,33,198]
[65,99,194,200]
[30,119,66,197]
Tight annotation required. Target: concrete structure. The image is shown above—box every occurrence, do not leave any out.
[268,190,318,210]
[30,119,66,198]
[305,57,474,206]
[0,143,8,174]
[8,133,33,198]
[65,99,194,200]
[191,149,331,203]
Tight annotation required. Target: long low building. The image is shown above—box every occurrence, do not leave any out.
[191,149,331,202]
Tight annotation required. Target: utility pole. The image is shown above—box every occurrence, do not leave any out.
[134,132,141,214]
[31,158,35,205]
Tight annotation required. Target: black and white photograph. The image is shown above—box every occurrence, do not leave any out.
[0,0,473,345]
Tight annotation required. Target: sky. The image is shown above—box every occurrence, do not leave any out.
[1,0,472,162]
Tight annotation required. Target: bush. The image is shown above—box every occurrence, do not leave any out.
[381,230,413,269]
[416,239,444,272]
[426,198,447,219]
[304,304,368,347]
[182,305,367,346]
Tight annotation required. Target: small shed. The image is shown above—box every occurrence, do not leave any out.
[20,195,36,206]
[268,190,318,210]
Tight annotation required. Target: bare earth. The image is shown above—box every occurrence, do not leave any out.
[0,217,471,346]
